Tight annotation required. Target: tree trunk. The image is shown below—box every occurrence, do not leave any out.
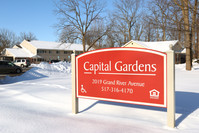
[124,34,127,45]
[191,0,198,59]
[163,27,166,41]
[128,24,132,41]
[183,0,192,70]
[178,20,182,41]
[82,36,86,53]
[197,19,199,59]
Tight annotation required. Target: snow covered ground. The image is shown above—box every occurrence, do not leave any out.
[0,62,199,133]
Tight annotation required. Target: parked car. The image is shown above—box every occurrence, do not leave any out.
[49,60,61,64]
[14,59,30,67]
[0,60,22,74]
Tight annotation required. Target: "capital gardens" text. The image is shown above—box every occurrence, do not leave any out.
[83,60,157,74]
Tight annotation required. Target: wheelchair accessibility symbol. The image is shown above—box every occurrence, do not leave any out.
[81,85,87,93]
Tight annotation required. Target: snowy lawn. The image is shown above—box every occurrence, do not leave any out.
[0,62,199,133]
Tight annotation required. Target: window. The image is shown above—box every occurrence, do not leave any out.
[49,50,52,54]
[37,50,46,54]
[56,51,60,54]
[64,51,72,54]
[75,51,82,55]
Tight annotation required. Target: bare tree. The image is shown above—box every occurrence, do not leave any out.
[141,16,157,42]
[166,2,184,42]
[19,32,37,42]
[133,21,144,41]
[105,17,123,47]
[146,0,172,41]
[0,28,18,52]
[148,0,198,70]
[55,0,106,52]
[112,0,141,44]
[58,26,79,43]
[84,20,108,49]
[173,0,198,70]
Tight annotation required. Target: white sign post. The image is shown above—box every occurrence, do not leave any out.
[166,50,175,128]
[71,52,78,114]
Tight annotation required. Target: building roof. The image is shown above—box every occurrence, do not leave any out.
[29,40,84,51]
[181,48,186,53]
[123,40,180,52]
[6,48,34,58]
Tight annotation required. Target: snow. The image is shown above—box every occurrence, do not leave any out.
[1,62,199,133]
[123,40,179,52]
[29,40,84,51]
[6,48,34,58]
[142,40,178,52]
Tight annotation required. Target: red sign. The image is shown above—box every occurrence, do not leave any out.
[76,48,167,107]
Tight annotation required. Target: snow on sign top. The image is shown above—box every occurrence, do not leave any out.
[29,40,84,51]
